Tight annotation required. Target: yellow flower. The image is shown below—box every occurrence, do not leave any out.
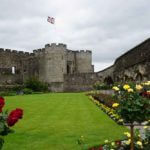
[143,81,150,85]
[138,134,141,137]
[136,84,143,90]
[123,84,130,90]
[111,142,115,146]
[124,132,131,138]
[128,88,134,93]
[125,139,131,145]
[144,126,148,129]
[112,86,119,91]
[137,141,142,146]
[112,103,119,108]
[104,140,109,143]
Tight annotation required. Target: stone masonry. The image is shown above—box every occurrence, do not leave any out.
[97,38,150,84]
[0,43,95,92]
[1,38,150,92]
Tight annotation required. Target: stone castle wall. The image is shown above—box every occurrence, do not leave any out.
[97,38,150,83]
[114,38,150,72]
[64,73,98,92]
[66,50,93,74]
[0,43,95,92]
[0,48,35,84]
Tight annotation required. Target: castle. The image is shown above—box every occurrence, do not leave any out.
[0,43,97,92]
[1,38,150,92]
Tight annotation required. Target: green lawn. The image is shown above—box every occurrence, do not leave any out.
[3,93,127,150]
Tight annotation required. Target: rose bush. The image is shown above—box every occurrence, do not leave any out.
[112,82,150,150]
[0,97,5,113]
[0,96,23,149]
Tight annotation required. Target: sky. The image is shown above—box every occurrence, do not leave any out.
[0,0,150,72]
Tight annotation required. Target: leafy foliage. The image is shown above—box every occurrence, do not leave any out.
[93,82,111,90]
[23,88,33,94]
[25,77,48,92]
[113,83,150,124]
[0,137,4,150]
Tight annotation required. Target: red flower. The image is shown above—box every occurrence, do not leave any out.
[7,116,18,127]
[115,140,121,146]
[7,108,23,127]
[0,97,5,113]
[99,146,103,150]
[9,108,23,119]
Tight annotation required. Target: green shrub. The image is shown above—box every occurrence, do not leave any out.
[12,85,24,92]
[23,88,33,94]
[0,137,4,150]
[93,82,111,90]
[25,77,48,92]
[0,91,16,96]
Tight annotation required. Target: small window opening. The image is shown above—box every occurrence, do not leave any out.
[12,66,15,74]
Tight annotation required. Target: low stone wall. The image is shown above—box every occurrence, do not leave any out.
[64,73,99,92]
[48,82,64,92]
[0,74,23,85]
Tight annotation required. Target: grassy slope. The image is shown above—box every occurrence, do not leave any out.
[3,93,127,150]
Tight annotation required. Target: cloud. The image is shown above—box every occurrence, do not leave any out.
[0,0,150,71]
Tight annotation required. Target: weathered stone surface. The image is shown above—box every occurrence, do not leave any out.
[98,38,150,83]
[0,44,94,92]
[64,73,99,92]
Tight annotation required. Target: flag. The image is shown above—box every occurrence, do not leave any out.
[47,16,55,24]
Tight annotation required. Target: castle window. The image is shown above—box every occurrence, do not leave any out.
[12,66,15,74]
[67,65,70,74]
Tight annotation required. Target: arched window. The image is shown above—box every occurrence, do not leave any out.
[104,76,114,85]
[136,73,143,81]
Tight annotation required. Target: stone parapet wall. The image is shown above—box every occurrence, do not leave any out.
[114,38,150,71]
[97,38,150,83]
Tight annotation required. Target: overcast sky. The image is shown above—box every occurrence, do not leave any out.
[0,0,150,71]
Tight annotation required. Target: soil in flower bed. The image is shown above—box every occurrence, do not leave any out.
[91,92,117,108]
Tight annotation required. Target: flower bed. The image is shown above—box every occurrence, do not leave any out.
[89,96,124,125]
[89,127,150,150]
[88,81,150,150]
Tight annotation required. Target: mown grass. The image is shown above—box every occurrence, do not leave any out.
[3,93,127,150]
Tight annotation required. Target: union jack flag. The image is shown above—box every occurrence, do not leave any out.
[47,16,55,24]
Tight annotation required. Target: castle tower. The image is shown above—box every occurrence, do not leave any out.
[75,50,93,73]
[36,43,67,84]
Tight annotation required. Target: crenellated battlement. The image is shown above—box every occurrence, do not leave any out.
[0,48,33,56]
[67,49,91,54]
[45,43,67,49]
[76,50,92,54]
